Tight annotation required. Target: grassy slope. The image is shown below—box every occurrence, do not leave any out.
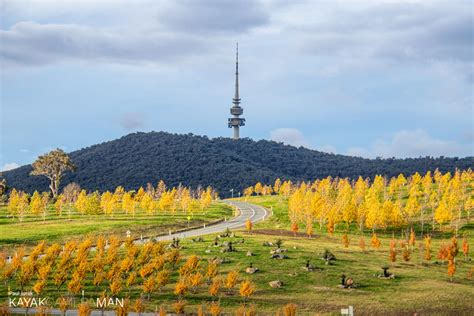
[1,196,473,315]
[194,195,472,314]
[0,203,232,251]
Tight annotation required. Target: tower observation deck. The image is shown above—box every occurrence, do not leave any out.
[228,43,245,139]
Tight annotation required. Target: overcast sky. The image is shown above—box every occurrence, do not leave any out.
[1,0,473,171]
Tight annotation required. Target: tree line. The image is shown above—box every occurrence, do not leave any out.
[244,169,473,235]
[7,181,217,222]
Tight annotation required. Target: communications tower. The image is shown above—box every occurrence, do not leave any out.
[228,43,245,139]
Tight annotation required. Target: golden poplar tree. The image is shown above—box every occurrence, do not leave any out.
[239,280,255,304]
[75,190,88,215]
[273,178,282,194]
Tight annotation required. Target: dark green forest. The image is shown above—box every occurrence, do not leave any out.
[2,132,473,197]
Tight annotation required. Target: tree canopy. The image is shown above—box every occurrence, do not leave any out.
[30,148,76,197]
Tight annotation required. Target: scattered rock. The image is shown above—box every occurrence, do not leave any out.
[220,241,235,253]
[263,241,274,247]
[321,249,336,262]
[270,248,287,254]
[212,258,224,264]
[246,251,254,257]
[245,267,259,274]
[205,249,211,254]
[270,254,288,259]
[288,272,298,277]
[269,280,283,288]
[209,257,230,265]
[340,274,356,289]
[303,260,317,271]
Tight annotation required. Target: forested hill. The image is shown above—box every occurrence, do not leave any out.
[3,131,473,196]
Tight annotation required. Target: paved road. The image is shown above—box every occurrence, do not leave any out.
[9,201,269,260]
[8,201,269,315]
[155,200,269,241]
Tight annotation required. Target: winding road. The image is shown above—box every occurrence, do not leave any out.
[154,200,269,241]
[8,201,269,316]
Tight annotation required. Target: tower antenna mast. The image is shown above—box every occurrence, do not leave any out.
[228,43,245,139]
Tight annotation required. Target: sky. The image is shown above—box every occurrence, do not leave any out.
[1,0,473,171]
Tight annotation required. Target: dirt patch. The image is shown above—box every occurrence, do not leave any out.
[251,229,312,238]
[313,286,333,291]
[250,229,338,243]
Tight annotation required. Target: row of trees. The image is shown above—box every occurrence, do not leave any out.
[342,231,471,281]
[0,236,257,311]
[6,181,217,221]
[245,169,472,235]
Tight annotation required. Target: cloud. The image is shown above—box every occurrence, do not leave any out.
[1,1,472,70]
[295,1,473,71]
[347,129,473,158]
[0,0,269,68]
[270,128,312,148]
[1,162,19,172]
[0,21,210,67]
[270,129,339,153]
[119,112,145,131]
[158,0,269,34]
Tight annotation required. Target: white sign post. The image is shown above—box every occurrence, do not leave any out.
[341,306,354,316]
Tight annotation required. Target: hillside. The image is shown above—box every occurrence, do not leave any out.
[2,131,473,196]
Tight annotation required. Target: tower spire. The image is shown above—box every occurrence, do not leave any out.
[234,43,239,101]
[228,42,245,139]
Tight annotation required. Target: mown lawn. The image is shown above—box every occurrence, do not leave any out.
[0,202,233,251]
[176,228,474,314]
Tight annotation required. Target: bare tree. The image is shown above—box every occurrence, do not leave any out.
[63,182,81,204]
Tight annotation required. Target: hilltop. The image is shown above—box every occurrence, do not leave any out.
[2,131,473,196]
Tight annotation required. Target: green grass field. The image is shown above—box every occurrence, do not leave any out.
[0,202,233,252]
[1,195,473,315]
[175,195,474,314]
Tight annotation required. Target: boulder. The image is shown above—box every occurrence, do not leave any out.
[212,257,224,264]
[321,249,336,261]
[270,248,287,254]
[210,257,229,265]
[270,254,288,259]
[269,280,283,288]
[245,267,259,274]
[303,261,316,271]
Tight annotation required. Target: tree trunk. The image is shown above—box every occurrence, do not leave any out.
[49,176,59,197]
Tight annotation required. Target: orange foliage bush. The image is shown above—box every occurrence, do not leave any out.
[371,233,381,249]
